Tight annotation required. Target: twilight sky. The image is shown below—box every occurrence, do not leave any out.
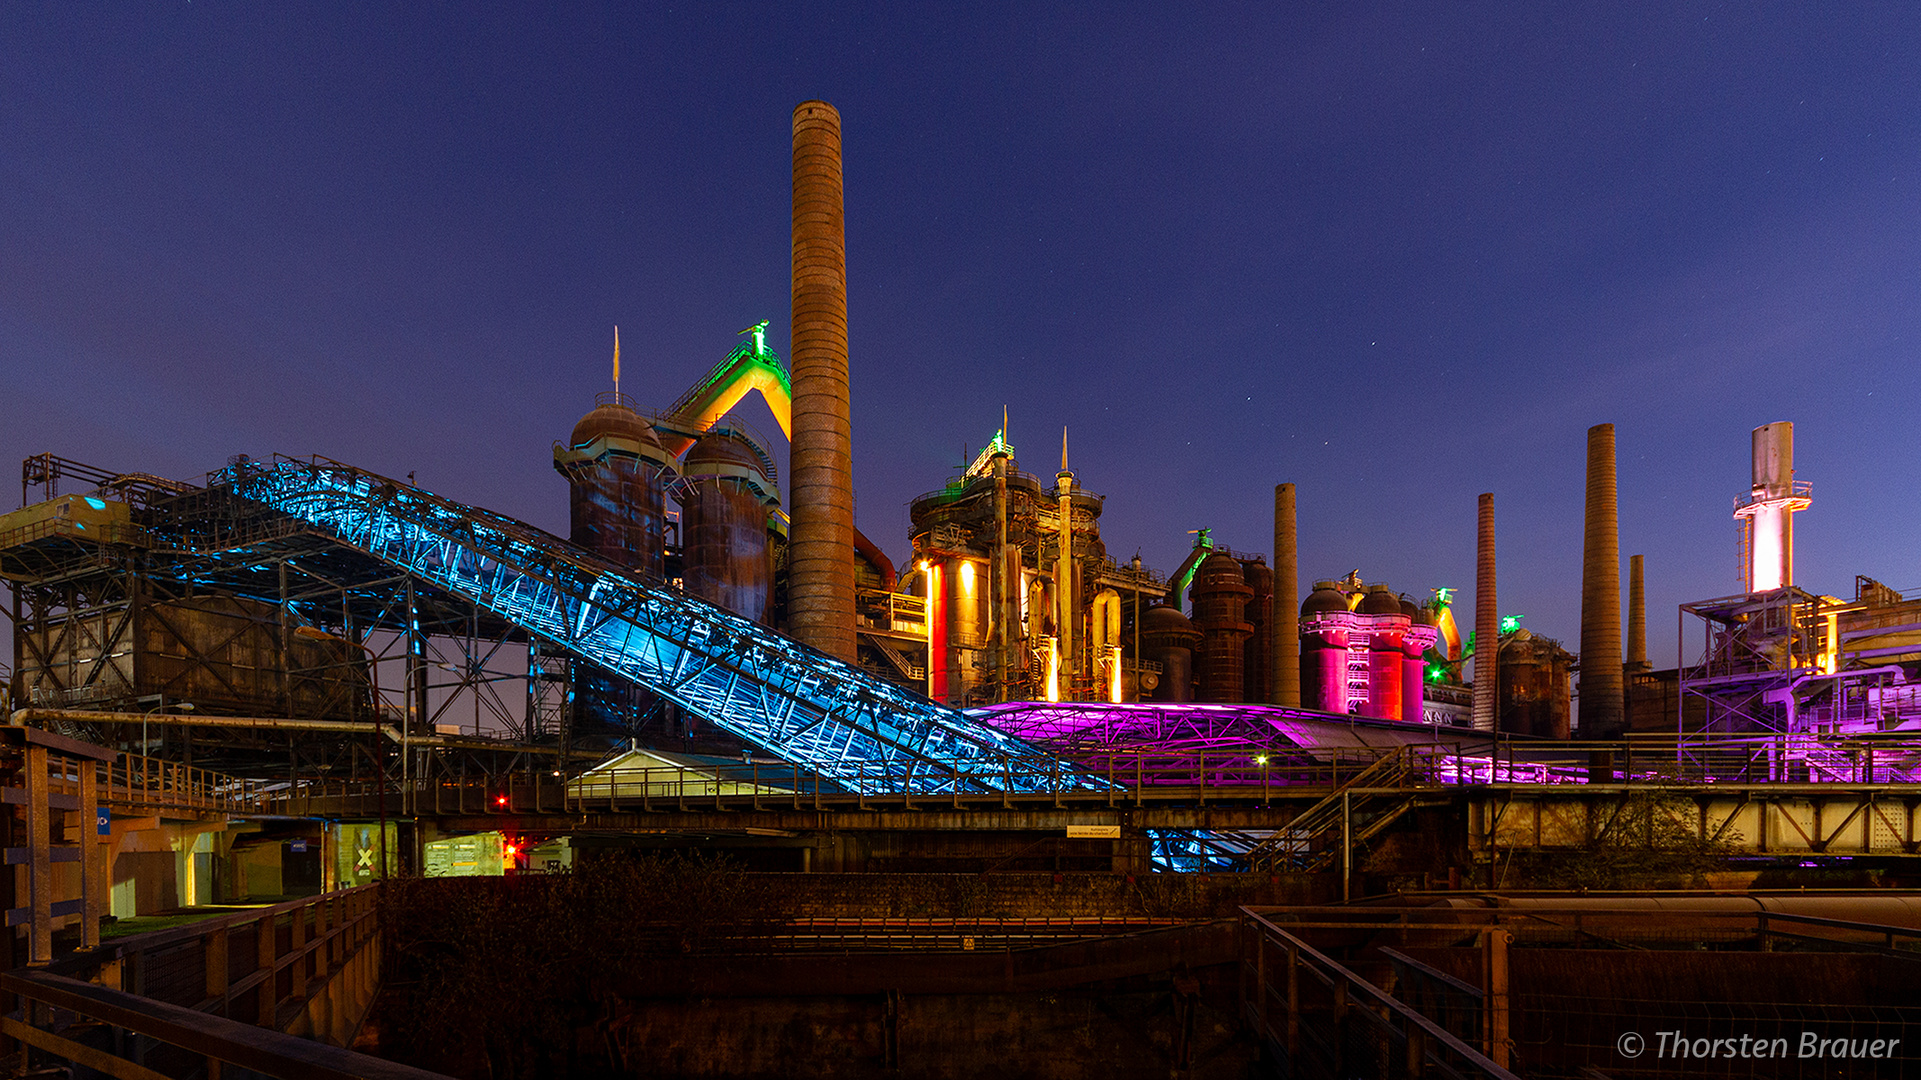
[4,2,1918,677]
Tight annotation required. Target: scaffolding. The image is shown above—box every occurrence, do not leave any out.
[1679,579,1921,749]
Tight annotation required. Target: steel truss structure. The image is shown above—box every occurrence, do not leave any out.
[223,456,1090,795]
[970,699,1496,786]
[4,457,564,788]
[1678,588,1821,736]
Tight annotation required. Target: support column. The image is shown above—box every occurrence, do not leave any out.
[26,745,50,966]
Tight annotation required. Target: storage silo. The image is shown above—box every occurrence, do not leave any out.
[554,393,675,734]
[1191,551,1253,702]
[1140,604,1201,703]
[1359,586,1405,722]
[1240,558,1274,706]
[675,428,777,624]
[554,394,673,576]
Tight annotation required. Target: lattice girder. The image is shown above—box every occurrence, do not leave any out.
[223,457,1091,795]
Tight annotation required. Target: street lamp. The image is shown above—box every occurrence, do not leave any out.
[142,701,193,757]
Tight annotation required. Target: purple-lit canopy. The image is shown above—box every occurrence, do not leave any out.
[969,700,1493,757]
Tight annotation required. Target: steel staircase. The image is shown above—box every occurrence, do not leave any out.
[1243,749,1420,872]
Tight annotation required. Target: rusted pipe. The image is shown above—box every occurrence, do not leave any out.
[10,708,404,742]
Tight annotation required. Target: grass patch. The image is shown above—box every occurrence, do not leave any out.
[100,905,265,940]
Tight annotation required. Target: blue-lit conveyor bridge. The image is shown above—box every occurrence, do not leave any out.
[221,456,1100,797]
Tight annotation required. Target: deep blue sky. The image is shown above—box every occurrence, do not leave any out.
[5,2,1917,675]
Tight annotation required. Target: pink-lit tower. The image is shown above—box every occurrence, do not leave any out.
[1734,422,1812,593]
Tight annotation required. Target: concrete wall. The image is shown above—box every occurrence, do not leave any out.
[231,841,284,899]
[110,850,176,917]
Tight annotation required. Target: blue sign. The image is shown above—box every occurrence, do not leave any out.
[96,807,110,836]
[290,839,308,853]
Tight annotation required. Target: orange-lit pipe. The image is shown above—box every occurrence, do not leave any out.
[659,360,792,458]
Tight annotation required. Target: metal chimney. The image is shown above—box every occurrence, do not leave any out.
[1735,421,1809,593]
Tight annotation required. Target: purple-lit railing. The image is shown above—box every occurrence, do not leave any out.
[971,700,1921,788]
[254,735,1921,821]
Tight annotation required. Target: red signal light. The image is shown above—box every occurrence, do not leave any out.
[495,794,509,807]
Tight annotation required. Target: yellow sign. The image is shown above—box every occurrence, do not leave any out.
[1066,825,1121,839]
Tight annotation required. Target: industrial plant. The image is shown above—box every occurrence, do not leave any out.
[2,100,1919,1079]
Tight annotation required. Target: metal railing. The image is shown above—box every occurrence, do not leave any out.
[100,751,283,815]
[0,515,151,553]
[0,886,450,1079]
[21,725,1921,827]
[1240,907,1523,1080]
[1242,749,1417,872]
[1242,901,1921,1075]
[33,749,283,817]
[10,739,281,840]
[259,729,1921,820]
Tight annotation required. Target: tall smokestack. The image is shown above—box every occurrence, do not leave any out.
[1473,493,1497,732]
[1736,421,1807,593]
[789,101,857,661]
[1581,423,1624,737]
[1627,553,1647,673]
[1272,483,1300,706]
